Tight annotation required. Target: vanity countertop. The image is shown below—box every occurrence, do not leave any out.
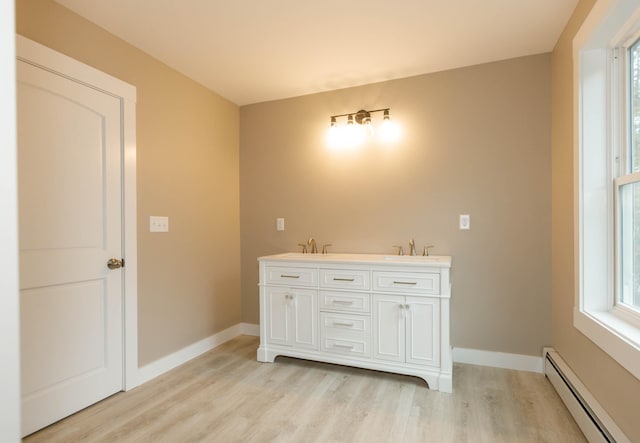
[258,252,451,268]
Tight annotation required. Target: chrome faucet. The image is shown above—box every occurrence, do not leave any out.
[308,237,318,254]
[409,238,417,256]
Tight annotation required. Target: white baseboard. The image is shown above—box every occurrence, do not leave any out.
[453,347,544,373]
[137,322,258,386]
[240,322,259,336]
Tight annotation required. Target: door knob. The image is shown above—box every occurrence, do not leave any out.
[107,258,124,270]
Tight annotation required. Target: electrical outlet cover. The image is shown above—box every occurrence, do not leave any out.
[459,214,470,230]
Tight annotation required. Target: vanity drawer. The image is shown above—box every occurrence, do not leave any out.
[321,312,371,334]
[319,268,370,290]
[319,291,370,313]
[373,271,440,294]
[322,337,371,357]
[321,312,371,357]
[265,266,318,286]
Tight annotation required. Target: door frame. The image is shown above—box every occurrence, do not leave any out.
[16,35,139,391]
[2,5,20,442]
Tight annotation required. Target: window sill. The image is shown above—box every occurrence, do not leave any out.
[574,308,640,380]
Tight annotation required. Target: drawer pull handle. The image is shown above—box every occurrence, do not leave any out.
[333,343,354,349]
[332,300,354,305]
[393,280,417,285]
[280,274,300,279]
[333,321,355,327]
[333,277,355,282]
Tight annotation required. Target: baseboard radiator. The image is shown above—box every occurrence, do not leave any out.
[543,348,629,443]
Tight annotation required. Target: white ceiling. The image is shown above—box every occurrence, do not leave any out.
[54,0,577,106]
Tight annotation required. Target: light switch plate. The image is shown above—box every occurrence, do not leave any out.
[150,216,169,232]
[459,214,470,230]
[276,218,285,231]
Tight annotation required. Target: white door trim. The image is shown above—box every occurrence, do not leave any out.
[17,35,139,391]
[2,7,20,442]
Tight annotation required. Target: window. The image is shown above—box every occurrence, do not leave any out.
[619,39,640,313]
[575,0,640,381]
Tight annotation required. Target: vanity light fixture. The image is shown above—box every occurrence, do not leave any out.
[326,108,399,148]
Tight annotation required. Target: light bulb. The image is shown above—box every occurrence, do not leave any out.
[345,115,364,148]
[326,116,343,148]
[378,110,400,143]
[363,114,374,136]
[326,125,340,149]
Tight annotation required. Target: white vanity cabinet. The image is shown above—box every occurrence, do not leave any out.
[257,253,452,392]
[262,266,318,350]
[373,294,440,367]
[318,268,372,359]
[264,286,318,349]
[372,270,441,367]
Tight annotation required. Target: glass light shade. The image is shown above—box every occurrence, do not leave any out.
[363,118,374,136]
[344,119,365,147]
[378,117,400,143]
[326,124,341,149]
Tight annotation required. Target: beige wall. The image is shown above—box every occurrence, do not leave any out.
[16,0,241,366]
[240,54,552,356]
[551,0,640,440]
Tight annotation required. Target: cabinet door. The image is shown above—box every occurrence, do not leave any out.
[290,288,318,349]
[265,287,291,346]
[405,296,440,367]
[373,294,405,362]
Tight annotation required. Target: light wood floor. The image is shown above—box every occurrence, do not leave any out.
[25,336,586,443]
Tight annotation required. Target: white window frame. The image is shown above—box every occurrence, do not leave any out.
[574,0,640,381]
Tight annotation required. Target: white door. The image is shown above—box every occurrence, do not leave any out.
[265,287,317,349]
[265,287,291,346]
[373,294,405,362]
[290,289,318,349]
[405,296,440,367]
[18,58,124,436]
